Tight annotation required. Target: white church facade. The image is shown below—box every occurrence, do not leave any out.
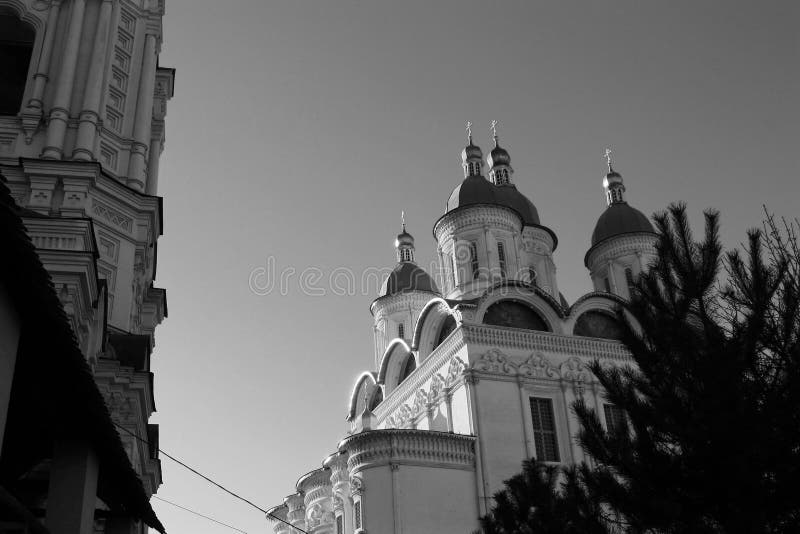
[267,131,658,534]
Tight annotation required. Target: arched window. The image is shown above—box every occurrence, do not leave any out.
[436,315,457,347]
[397,322,405,339]
[484,300,549,331]
[399,354,416,383]
[0,10,35,115]
[469,241,479,280]
[528,267,537,286]
[574,310,624,341]
[369,388,383,411]
[625,267,635,293]
[497,242,507,278]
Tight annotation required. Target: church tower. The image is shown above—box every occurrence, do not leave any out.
[370,218,439,368]
[0,0,174,527]
[585,150,657,299]
[434,122,559,299]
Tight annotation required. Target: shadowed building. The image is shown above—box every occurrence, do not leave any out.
[0,0,174,532]
[268,130,657,534]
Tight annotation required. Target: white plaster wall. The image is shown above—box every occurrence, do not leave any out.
[394,465,478,534]
[450,385,472,435]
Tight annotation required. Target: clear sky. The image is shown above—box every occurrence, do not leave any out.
[153,1,798,532]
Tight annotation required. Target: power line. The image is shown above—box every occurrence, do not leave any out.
[113,423,306,534]
[152,495,248,534]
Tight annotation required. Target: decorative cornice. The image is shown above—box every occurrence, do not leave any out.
[585,232,657,269]
[341,430,476,474]
[462,324,631,362]
[434,204,521,243]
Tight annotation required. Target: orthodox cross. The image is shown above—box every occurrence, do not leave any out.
[490,119,498,139]
[401,210,406,231]
[604,148,613,169]
[465,120,472,140]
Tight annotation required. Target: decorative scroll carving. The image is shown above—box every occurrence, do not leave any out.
[445,356,466,387]
[560,356,594,383]
[412,389,427,417]
[428,373,445,402]
[473,348,517,375]
[518,352,558,379]
[349,476,364,496]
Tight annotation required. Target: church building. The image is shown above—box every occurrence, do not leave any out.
[1,0,173,532]
[267,128,657,534]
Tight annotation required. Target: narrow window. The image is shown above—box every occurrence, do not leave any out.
[469,241,479,280]
[0,12,35,115]
[604,404,628,434]
[354,501,362,530]
[603,277,611,293]
[529,397,560,462]
[625,267,635,292]
[497,242,507,278]
[336,515,343,534]
[450,254,458,286]
[397,322,405,339]
[528,267,537,286]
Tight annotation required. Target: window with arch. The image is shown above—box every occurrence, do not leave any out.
[574,310,624,341]
[603,277,611,293]
[336,515,343,534]
[400,248,412,262]
[399,354,416,383]
[625,267,635,293]
[397,322,405,339]
[497,242,507,278]
[369,388,383,411]
[484,300,549,331]
[436,315,457,348]
[354,501,362,530]
[469,241,479,280]
[0,9,35,115]
[528,267,538,286]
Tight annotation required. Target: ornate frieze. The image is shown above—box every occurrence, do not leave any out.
[462,323,631,362]
[342,429,476,474]
[434,204,521,243]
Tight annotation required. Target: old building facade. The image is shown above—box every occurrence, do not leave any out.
[1,0,173,531]
[268,134,657,534]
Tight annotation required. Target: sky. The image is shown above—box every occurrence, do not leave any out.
[152,1,799,532]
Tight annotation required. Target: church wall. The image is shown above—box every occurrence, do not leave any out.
[393,464,478,534]
[450,384,471,434]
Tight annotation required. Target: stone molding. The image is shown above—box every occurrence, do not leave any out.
[434,204,521,243]
[470,349,607,387]
[586,232,657,271]
[374,326,465,424]
[462,324,631,362]
[341,430,476,473]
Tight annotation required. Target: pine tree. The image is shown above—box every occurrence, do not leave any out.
[481,205,800,533]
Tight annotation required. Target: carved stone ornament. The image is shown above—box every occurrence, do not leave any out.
[518,352,558,379]
[412,389,427,417]
[349,476,364,496]
[428,373,445,402]
[473,348,517,375]
[560,356,594,383]
[445,356,466,387]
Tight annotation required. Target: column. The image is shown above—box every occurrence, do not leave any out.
[73,0,114,160]
[45,439,99,534]
[127,32,158,192]
[42,0,87,159]
[21,1,62,142]
[144,130,163,194]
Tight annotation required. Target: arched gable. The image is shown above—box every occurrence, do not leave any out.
[377,338,415,396]
[347,371,379,420]
[413,297,461,362]
[474,285,564,335]
[566,292,630,341]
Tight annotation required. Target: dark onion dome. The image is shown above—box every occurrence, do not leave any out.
[446,175,541,226]
[461,141,483,162]
[494,184,541,226]
[395,229,414,248]
[378,262,439,298]
[486,142,510,168]
[590,202,655,246]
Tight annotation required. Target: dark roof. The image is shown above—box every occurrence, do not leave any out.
[590,202,655,246]
[0,177,165,533]
[446,175,541,226]
[378,262,439,298]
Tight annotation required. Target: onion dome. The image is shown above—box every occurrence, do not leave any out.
[461,141,483,164]
[487,141,510,169]
[378,262,439,297]
[494,185,541,226]
[461,122,484,178]
[590,152,655,246]
[379,218,439,298]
